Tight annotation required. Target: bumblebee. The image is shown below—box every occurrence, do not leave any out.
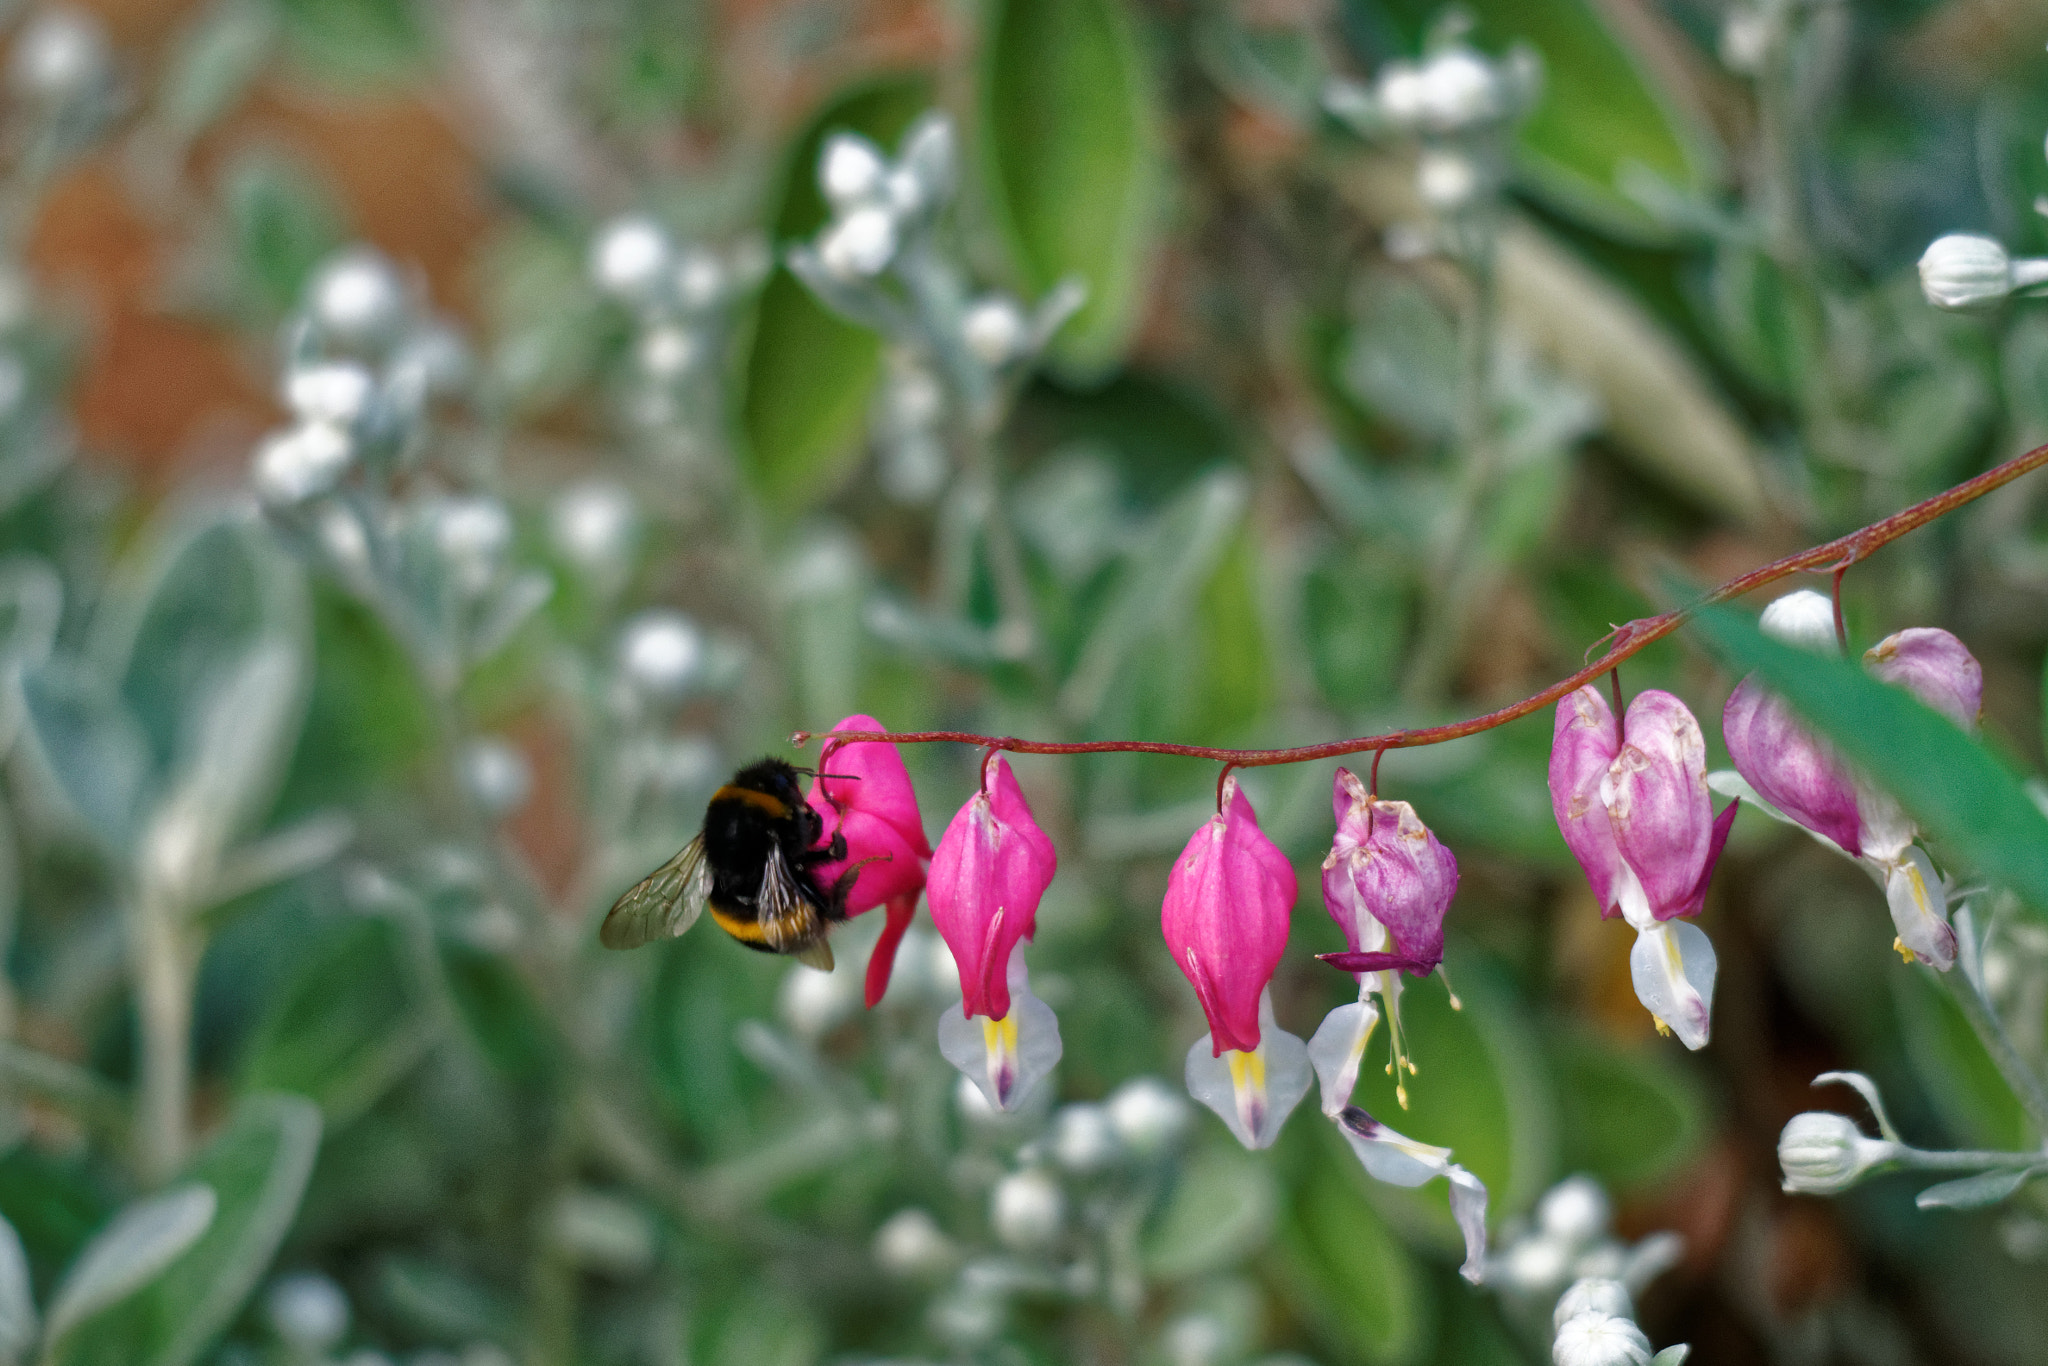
[599,757,855,970]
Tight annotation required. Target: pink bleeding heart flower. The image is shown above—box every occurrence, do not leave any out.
[928,753,1058,1021]
[1550,685,1734,1049]
[1163,775,1297,1056]
[1317,769,1456,978]
[806,714,931,1007]
[1723,677,1864,857]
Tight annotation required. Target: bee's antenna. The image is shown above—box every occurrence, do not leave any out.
[816,771,860,782]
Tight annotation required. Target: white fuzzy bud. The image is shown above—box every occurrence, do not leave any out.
[461,737,532,817]
[990,1169,1064,1251]
[591,216,672,302]
[1778,1111,1899,1195]
[1759,590,1840,655]
[285,362,375,427]
[820,134,888,209]
[1416,150,1482,211]
[896,114,957,207]
[818,206,898,280]
[264,1272,350,1353]
[549,480,638,577]
[873,1208,956,1279]
[617,609,704,699]
[310,249,407,343]
[1106,1076,1191,1156]
[1918,234,2023,312]
[8,9,107,104]
[253,422,352,506]
[961,296,1030,367]
[1537,1175,1612,1248]
[635,325,698,381]
[1417,48,1499,131]
[1552,1314,1652,1366]
[1049,1103,1121,1175]
[1719,10,1770,74]
[433,497,513,593]
[1554,1278,1634,1331]
[1375,62,1428,125]
[672,247,726,311]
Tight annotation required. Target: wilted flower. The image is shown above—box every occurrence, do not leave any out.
[1315,769,1458,1107]
[1722,592,1984,970]
[1335,1106,1489,1283]
[1550,687,1734,1048]
[928,753,1058,1019]
[807,714,932,1006]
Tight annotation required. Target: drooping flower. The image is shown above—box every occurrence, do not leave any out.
[1334,1106,1489,1284]
[1164,777,1309,1147]
[1313,769,1459,1108]
[807,714,932,1006]
[937,953,1062,1112]
[1719,593,1983,970]
[927,753,1058,1020]
[1550,686,1735,1049]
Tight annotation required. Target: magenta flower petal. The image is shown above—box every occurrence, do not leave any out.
[806,714,931,920]
[863,894,917,1009]
[1163,778,1296,1056]
[1603,690,1715,920]
[1549,686,1627,918]
[1866,628,1982,732]
[928,756,1059,1020]
[1722,676,1863,857]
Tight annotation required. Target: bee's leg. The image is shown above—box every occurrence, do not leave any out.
[831,853,891,899]
[800,829,848,866]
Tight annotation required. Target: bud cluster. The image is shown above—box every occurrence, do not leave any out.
[786,113,1085,495]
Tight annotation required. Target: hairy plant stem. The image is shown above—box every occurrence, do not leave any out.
[1940,968,2048,1141]
[795,439,2048,764]
[1404,204,1503,702]
[130,881,195,1185]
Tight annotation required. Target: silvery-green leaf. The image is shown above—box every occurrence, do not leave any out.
[160,637,307,873]
[1915,1166,2043,1211]
[43,1185,218,1346]
[0,1211,35,1364]
[55,1095,322,1366]
[154,0,274,146]
[21,657,155,851]
[206,811,354,907]
[1650,1347,1693,1366]
[468,570,553,662]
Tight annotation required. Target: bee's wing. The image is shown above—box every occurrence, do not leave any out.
[757,843,829,963]
[600,836,712,950]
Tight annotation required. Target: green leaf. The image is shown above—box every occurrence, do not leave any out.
[696,1284,824,1366]
[1549,1034,1706,1191]
[1892,969,2033,1151]
[739,78,928,510]
[221,154,347,319]
[1142,1142,1277,1280]
[56,1095,322,1366]
[0,1211,31,1365]
[1275,1124,1430,1365]
[238,916,428,1126]
[979,0,1160,372]
[156,1,275,147]
[43,1186,217,1348]
[1915,1166,2043,1211]
[1686,600,2048,917]
[375,1254,516,1346]
[1302,546,1407,713]
[271,0,425,84]
[21,658,154,850]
